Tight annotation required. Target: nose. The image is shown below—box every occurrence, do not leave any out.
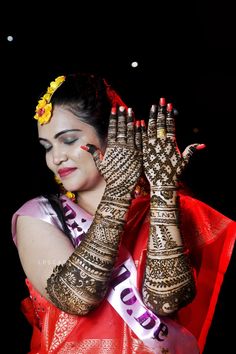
[52,147,68,165]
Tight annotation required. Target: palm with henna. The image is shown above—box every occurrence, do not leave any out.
[141,99,205,316]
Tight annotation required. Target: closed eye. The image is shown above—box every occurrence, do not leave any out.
[39,142,52,152]
[64,138,78,145]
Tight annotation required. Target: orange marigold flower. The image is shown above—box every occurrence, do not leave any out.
[34,75,65,125]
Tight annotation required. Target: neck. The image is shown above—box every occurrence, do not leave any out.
[76,181,106,216]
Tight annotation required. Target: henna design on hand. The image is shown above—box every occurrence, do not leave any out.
[142,101,203,188]
[46,106,143,315]
[141,99,199,315]
[93,106,143,199]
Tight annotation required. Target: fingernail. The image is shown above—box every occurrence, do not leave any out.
[80,145,89,151]
[119,106,125,112]
[159,97,166,106]
[128,107,132,116]
[167,103,173,112]
[196,143,206,150]
[111,106,117,115]
[151,104,157,112]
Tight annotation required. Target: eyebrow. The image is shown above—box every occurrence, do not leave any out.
[39,129,82,142]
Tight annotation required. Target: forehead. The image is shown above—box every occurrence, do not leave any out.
[37,106,95,138]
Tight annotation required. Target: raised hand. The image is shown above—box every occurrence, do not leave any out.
[47,107,144,315]
[142,99,203,189]
[141,98,204,316]
[87,106,143,200]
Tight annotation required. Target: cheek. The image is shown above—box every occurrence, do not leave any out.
[72,145,84,161]
[45,154,54,171]
[76,150,93,167]
[74,147,97,171]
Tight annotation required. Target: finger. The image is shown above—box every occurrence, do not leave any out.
[182,143,206,166]
[81,144,103,169]
[157,97,166,139]
[135,120,142,151]
[126,107,135,147]
[166,102,176,139]
[107,106,117,144]
[147,104,157,141]
[141,119,148,152]
[117,106,127,144]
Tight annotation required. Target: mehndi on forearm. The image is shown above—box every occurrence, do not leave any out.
[46,106,142,315]
[142,186,196,316]
[46,194,131,315]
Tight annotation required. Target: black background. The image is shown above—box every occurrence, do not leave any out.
[1,2,236,353]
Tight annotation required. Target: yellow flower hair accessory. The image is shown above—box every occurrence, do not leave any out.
[54,175,77,203]
[34,75,65,125]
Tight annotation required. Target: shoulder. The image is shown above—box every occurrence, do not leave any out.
[12,195,53,220]
[11,196,62,245]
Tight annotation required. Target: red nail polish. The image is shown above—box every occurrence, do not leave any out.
[167,103,173,112]
[196,144,206,150]
[111,106,116,115]
[80,145,89,151]
[159,97,166,106]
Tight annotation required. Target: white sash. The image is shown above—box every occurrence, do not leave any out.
[107,247,199,353]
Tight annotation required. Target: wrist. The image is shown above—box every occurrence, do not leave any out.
[150,186,178,207]
[103,186,133,202]
[95,195,131,227]
[150,187,179,226]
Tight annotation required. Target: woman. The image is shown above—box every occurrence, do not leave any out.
[12,73,235,353]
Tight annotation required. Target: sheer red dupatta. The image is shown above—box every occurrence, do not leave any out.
[124,193,236,353]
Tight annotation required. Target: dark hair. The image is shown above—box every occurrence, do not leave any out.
[51,73,126,147]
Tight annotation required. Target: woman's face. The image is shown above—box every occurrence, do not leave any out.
[38,106,105,193]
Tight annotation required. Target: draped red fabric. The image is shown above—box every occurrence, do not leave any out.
[20,194,236,353]
[125,194,236,353]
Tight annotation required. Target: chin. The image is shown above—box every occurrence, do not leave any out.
[62,182,80,193]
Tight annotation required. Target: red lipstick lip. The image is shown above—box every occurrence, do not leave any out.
[58,167,77,178]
